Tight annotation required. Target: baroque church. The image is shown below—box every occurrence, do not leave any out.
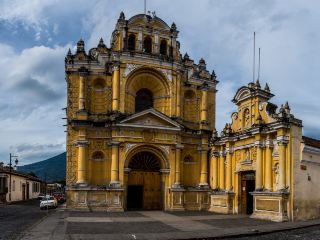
[65,12,320,222]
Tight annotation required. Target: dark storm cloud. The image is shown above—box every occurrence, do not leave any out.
[13,77,64,101]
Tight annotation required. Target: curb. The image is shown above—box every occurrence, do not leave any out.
[182,221,320,240]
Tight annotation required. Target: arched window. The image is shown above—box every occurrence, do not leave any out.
[143,36,152,53]
[135,88,153,112]
[92,151,104,161]
[184,90,195,100]
[128,34,136,51]
[160,40,167,55]
[93,78,105,90]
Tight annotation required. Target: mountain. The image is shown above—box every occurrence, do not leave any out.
[18,152,66,183]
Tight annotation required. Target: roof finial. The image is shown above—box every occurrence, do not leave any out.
[171,22,177,31]
[67,48,72,56]
[284,101,291,114]
[119,11,125,20]
[264,83,270,92]
[98,37,106,48]
[255,79,261,89]
[76,38,85,53]
[211,69,217,79]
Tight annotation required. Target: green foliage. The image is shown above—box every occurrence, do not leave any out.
[27,172,38,177]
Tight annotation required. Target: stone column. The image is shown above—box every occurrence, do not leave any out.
[277,136,288,190]
[210,151,219,190]
[200,85,209,128]
[173,144,184,188]
[225,147,233,191]
[219,152,225,190]
[199,148,209,187]
[265,138,273,191]
[112,63,120,112]
[110,142,120,186]
[78,68,88,111]
[255,140,263,190]
[76,138,88,185]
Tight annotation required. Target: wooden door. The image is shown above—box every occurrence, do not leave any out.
[240,172,255,214]
[127,170,161,210]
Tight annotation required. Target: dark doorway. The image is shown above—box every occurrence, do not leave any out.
[240,172,255,214]
[160,40,167,55]
[127,185,143,210]
[128,34,136,51]
[135,88,153,112]
[26,183,29,200]
[143,36,152,53]
[22,184,26,200]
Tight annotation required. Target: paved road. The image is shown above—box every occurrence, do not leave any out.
[0,199,54,240]
[19,209,320,240]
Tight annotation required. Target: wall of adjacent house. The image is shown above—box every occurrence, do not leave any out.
[293,140,320,220]
[6,174,41,202]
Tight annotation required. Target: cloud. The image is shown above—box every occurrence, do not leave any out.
[9,142,65,165]
[0,43,67,164]
[0,44,68,119]
[0,0,320,165]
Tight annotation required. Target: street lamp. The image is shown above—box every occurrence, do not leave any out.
[8,153,18,202]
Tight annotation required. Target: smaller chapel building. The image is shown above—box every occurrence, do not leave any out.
[209,81,320,221]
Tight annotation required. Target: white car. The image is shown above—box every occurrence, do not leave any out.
[40,196,58,210]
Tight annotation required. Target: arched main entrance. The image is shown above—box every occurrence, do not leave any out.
[127,151,162,210]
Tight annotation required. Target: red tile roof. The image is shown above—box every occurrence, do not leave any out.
[303,136,320,149]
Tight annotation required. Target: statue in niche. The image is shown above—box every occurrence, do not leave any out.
[275,163,279,191]
[244,109,250,128]
[245,149,250,161]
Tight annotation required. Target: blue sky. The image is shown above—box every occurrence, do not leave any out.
[0,0,319,165]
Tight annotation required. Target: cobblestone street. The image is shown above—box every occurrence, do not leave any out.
[0,199,53,240]
[19,209,320,240]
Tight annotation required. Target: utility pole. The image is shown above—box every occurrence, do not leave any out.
[8,153,18,202]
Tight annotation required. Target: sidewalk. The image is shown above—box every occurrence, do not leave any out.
[19,208,320,240]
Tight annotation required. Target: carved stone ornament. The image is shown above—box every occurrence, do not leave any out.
[158,68,172,82]
[159,145,170,156]
[123,64,140,77]
[125,143,137,153]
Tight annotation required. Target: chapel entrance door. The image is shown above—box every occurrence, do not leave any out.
[240,171,255,214]
[127,151,162,210]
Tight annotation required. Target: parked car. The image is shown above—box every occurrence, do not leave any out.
[37,193,46,200]
[40,195,58,210]
[53,193,66,203]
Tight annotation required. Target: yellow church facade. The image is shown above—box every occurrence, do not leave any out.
[65,12,320,221]
[65,13,216,212]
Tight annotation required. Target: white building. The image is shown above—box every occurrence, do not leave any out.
[0,167,42,203]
